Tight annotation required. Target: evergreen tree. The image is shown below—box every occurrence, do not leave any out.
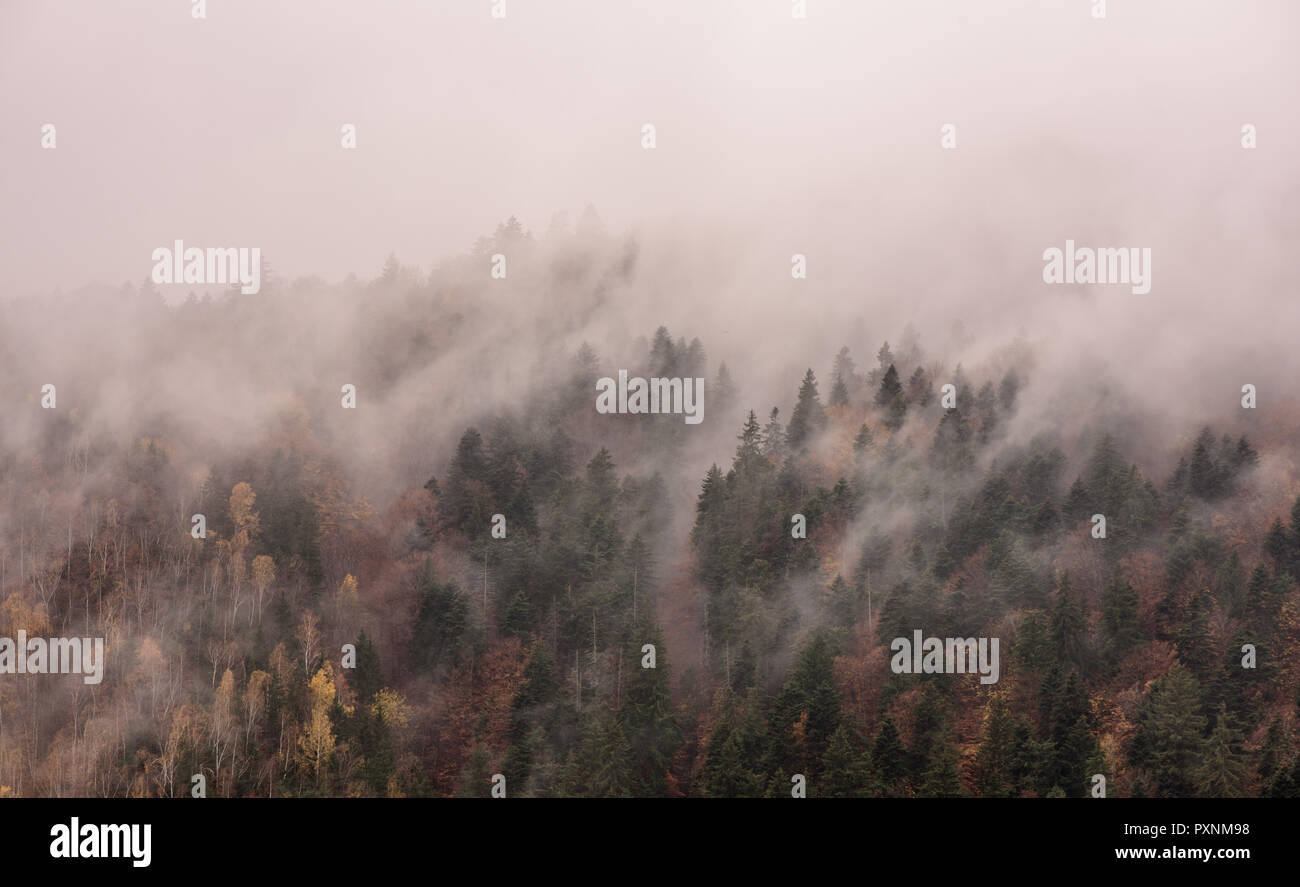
[734,410,765,477]
[1195,704,1249,797]
[1050,573,1086,672]
[832,345,857,393]
[931,408,973,474]
[704,728,764,798]
[1037,666,1098,796]
[648,326,677,377]
[976,691,1026,797]
[1265,518,1290,571]
[829,372,850,407]
[787,369,827,451]
[1063,477,1090,521]
[876,341,895,375]
[501,589,534,639]
[352,630,382,704]
[439,428,494,538]
[997,369,1020,411]
[1174,588,1214,680]
[410,572,469,672]
[1129,663,1206,797]
[761,407,786,460]
[1100,574,1142,663]
[871,717,908,795]
[853,423,874,455]
[618,624,682,796]
[1189,426,1223,499]
[571,713,635,797]
[907,366,934,406]
[919,731,965,797]
[875,364,903,408]
[771,633,842,775]
[821,723,871,797]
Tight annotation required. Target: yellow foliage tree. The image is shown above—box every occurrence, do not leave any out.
[228,482,260,546]
[251,555,275,624]
[297,665,337,786]
[372,688,411,731]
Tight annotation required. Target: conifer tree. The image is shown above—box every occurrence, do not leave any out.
[1195,704,1249,797]
[853,423,874,455]
[787,369,827,451]
[821,723,871,797]
[830,372,850,407]
[1130,663,1206,797]
[871,717,907,796]
[761,407,786,459]
[1100,574,1142,662]
[875,364,903,407]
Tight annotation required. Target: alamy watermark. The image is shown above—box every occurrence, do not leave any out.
[890,630,999,684]
[1042,239,1151,294]
[151,240,261,294]
[50,818,150,868]
[0,632,105,684]
[596,370,704,425]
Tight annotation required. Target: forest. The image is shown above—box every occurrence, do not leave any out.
[1,215,1298,799]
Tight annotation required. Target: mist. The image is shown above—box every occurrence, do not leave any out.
[1,0,1298,801]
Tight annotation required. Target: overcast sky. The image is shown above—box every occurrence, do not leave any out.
[2,0,1295,294]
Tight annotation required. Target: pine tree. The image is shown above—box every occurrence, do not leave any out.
[821,723,871,797]
[832,345,857,393]
[825,574,855,633]
[1100,574,1142,662]
[1050,573,1085,672]
[734,410,764,477]
[410,572,469,672]
[787,369,827,451]
[1195,704,1248,797]
[572,713,635,797]
[772,634,842,774]
[1232,435,1258,470]
[501,589,533,638]
[853,424,874,455]
[931,408,973,474]
[997,369,1020,410]
[618,624,681,796]
[876,341,895,374]
[691,464,728,593]
[1130,663,1206,797]
[907,366,934,406]
[975,691,1022,797]
[1189,426,1224,499]
[648,326,677,376]
[1217,551,1247,617]
[875,364,903,408]
[504,649,555,788]
[440,428,494,539]
[871,717,907,796]
[1063,477,1090,521]
[352,630,382,704]
[705,728,763,798]
[1175,588,1214,680]
[830,372,850,407]
[1265,518,1290,571]
[919,731,964,797]
[1037,666,1098,796]
[761,407,786,460]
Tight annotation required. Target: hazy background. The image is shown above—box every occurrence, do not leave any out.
[2,0,1299,486]
[1,1,1299,799]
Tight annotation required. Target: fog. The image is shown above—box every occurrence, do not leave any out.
[0,0,1298,797]
[3,0,1297,415]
